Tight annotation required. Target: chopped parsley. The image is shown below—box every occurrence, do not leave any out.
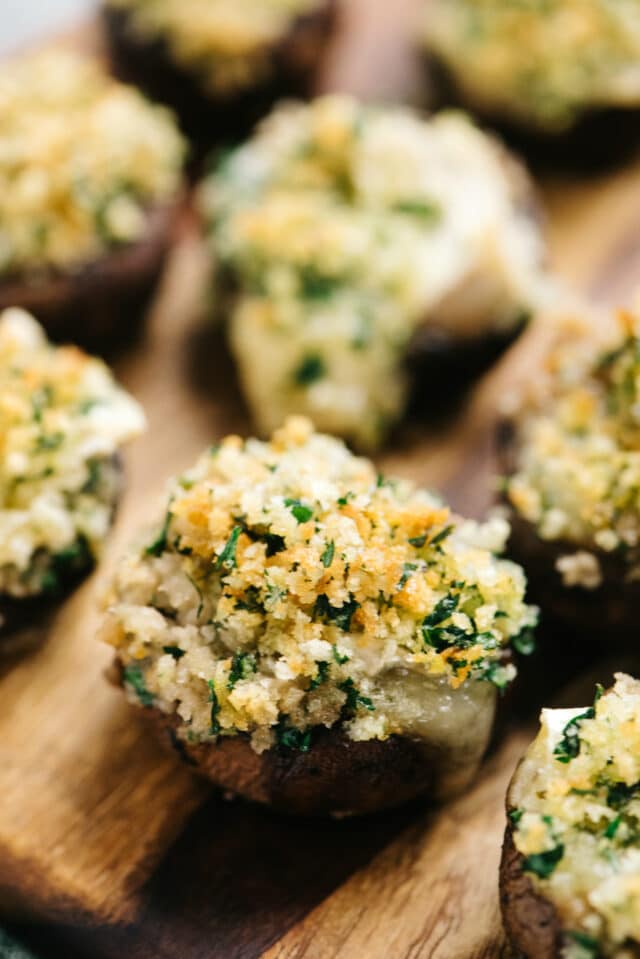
[235,586,263,612]
[421,593,464,650]
[31,384,53,424]
[408,534,427,548]
[35,431,64,452]
[603,815,622,840]
[423,593,459,628]
[298,266,340,300]
[309,660,330,690]
[216,525,242,570]
[314,594,360,631]
[163,645,185,660]
[145,502,174,557]
[339,678,374,716]
[123,665,154,707]
[186,574,204,620]
[40,537,93,595]
[607,780,640,810]
[512,626,536,656]
[227,652,256,690]
[333,645,350,665]
[276,721,312,752]
[429,525,454,548]
[82,458,102,494]
[207,680,221,736]
[554,687,603,763]
[480,661,513,691]
[284,498,313,524]
[321,540,335,568]
[293,353,326,386]
[564,932,599,958]
[398,562,419,589]
[508,808,523,826]
[263,531,286,557]
[521,843,564,879]
[393,198,441,222]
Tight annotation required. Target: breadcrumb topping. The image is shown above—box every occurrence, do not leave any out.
[0,309,145,597]
[0,50,185,275]
[507,309,640,577]
[511,674,640,958]
[200,95,545,448]
[101,417,536,752]
[422,0,640,132]
[108,0,325,95]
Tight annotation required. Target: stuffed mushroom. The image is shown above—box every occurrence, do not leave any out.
[501,673,640,958]
[101,416,537,816]
[199,95,547,450]
[103,0,336,150]
[501,307,640,636]
[0,50,186,350]
[419,0,640,170]
[0,308,145,654]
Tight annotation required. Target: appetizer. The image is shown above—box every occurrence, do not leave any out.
[501,307,640,635]
[0,50,186,349]
[501,674,640,958]
[103,0,336,148]
[0,308,145,654]
[420,0,640,170]
[200,95,547,450]
[101,416,537,816]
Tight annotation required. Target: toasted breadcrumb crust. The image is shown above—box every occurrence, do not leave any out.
[421,0,640,132]
[506,308,640,583]
[200,95,546,449]
[106,0,325,95]
[510,674,640,957]
[0,50,185,275]
[0,309,144,597]
[101,417,536,753]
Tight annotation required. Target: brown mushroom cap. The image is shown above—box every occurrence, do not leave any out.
[0,199,181,353]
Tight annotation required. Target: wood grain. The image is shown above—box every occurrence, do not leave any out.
[4,1,640,956]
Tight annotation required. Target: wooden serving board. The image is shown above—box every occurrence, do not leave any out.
[4,3,640,957]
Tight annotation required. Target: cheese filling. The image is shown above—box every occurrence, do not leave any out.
[100,416,536,762]
[0,50,185,275]
[200,96,546,449]
[510,674,640,958]
[108,0,326,95]
[421,0,640,132]
[0,309,145,598]
[506,309,640,582]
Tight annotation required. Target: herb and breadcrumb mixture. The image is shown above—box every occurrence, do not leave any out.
[101,417,536,757]
[107,0,326,95]
[201,95,545,449]
[510,674,640,959]
[422,0,640,132]
[506,308,640,590]
[0,50,185,276]
[0,308,145,599]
